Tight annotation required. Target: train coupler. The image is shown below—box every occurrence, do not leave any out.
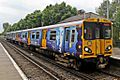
[97,55,108,69]
[98,63,107,68]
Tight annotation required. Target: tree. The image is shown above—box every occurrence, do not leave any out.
[3,23,9,31]
[3,22,11,33]
[96,0,110,18]
[114,7,120,27]
[96,0,120,19]
[42,2,77,26]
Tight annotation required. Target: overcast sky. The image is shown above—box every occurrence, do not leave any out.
[0,0,112,33]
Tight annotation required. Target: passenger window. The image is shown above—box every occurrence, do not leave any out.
[66,30,70,41]
[25,33,27,38]
[18,33,21,37]
[22,34,25,38]
[50,31,56,40]
[71,30,75,42]
[32,32,35,39]
[36,32,39,39]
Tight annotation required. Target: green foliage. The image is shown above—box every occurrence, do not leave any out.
[96,0,120,19]
[3,23,12,34]
[3,2,77,32]
[96,0,110,18]
[114,8,120,27]
[42,2,77,26]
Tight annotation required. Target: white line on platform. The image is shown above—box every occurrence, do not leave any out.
[111,56,120,60]
[0,43,28,80]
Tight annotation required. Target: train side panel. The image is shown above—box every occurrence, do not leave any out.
[21,31,28,44]
[47,27,61,52]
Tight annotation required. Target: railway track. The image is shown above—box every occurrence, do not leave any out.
[20,46,120,80]
[97,67,120,79]
[33,52,120,80]
[1,38,120,80]
[1,38,96,80]
[24,46,120,80]
[1,40,62,80]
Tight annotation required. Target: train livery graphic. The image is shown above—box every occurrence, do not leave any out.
[6,18,112,69]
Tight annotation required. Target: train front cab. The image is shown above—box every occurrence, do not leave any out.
[81,18,112,68]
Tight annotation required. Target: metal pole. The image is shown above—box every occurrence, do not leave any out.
[118,0,120,4]
[107,0,109,19]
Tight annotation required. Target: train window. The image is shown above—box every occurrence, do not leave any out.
[50,31,56,40]
[18,33,21,37]
[84,27,93,39]
[71,30,75,42]
[66,30,70,41]
[103,26,111,39]
[22,34,25,38]
[84,22,95,40]
[32,32,35,39]
[25,33,27,38]
[36,32,39,39]
[95,27,100,38]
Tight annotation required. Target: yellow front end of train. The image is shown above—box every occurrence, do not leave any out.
[81,18,112,68]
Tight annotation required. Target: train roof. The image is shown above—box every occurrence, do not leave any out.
[6,18,111,34]
[6,20,84,34]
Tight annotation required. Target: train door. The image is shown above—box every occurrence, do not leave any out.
[65,28,70,52]
[16,33,18,41]
[41,29,47,48]
[95,26,101,55]
[65,27,77,53]
[28,31,31,45]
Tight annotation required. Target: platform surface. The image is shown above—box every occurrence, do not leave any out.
[111,48,120,60]
[0,43,23,80]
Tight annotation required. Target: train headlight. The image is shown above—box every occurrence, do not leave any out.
[85,47,89,52]
[78,45,81,49]
[84,47,92,53]
[105,45,112,51]
[108,46,111,50]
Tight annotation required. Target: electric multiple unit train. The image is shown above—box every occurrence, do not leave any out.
[6,18,112,69]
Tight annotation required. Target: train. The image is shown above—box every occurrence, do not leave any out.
[5,18,112,69]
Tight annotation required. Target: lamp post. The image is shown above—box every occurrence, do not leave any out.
[107,0,109,19]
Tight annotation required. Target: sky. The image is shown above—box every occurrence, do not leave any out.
[0,0,112,33]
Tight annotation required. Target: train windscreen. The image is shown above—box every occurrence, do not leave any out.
[84,22,111,40]
[102,23,111,39]
[84,22,95,40]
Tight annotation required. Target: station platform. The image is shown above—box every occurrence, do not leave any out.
[0,43,28,80]
[111,48,120,60]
